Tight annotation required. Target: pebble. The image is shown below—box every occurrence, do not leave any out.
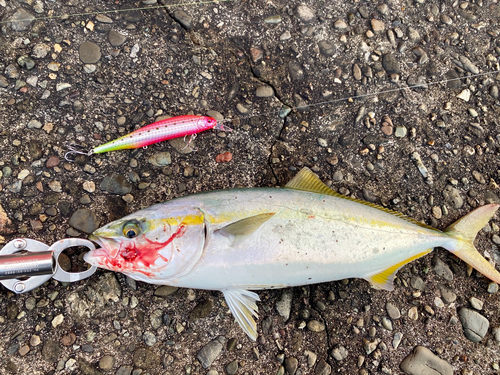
[32,43,50,59]
[197,336,225,369]
[315,359,331,375]
[382,53,400,74]
[334,20,348,30]
[255,86,274,98]
[79,41,101,64]
[400,346,453,375]
[226,360,238,375]
[51,314,64,328]
[108,30,127,47]
[304,350,317,368]
[459,308,489,342]
[469,297,483,310]
[100,173,132,195]
[363,338,380,355]
[284,357,298,375]
[275,289,293,321]
[307,320,325,332]
[432,256,453,281]
[488,282,498,294]
[317,138,328,147]
[143,331,157,346]
[116,365,133,375]
[394,126,407,137]
[442,185,463,209]
[99,355,115,370]
[392,332,403,349]
[69,208,99,233]
[10,8,34,31]
[370,19,385,32]
[318,41,336,57]
[148,152,171,167]
[331,346,348,361]
[296,4,315,22]
[380,316,392,331]
[457,89,471,102]
[172,10,192,29]
[154,285,178,297]
[386,302,401,319]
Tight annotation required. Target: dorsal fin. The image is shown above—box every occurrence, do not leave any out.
[285,168,440,233]
[285,167,338,196]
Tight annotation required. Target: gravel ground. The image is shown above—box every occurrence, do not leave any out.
[1,0,500,374]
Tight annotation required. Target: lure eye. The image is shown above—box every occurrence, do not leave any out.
[122,223,141,238]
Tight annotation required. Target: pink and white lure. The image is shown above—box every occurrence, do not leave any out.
[65,115,231,160]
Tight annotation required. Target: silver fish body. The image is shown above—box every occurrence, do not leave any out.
[85,168,500,340]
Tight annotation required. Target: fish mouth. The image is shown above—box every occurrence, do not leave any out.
[87,234,121,259]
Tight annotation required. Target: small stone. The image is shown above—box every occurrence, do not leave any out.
[148,152,171,167]
[10,8,35,31]
[331,346,348,361]
[30,335,41,347]
[315,359,331,375]
[318,41,336,57]
[143,331,156,346]
[99,355,115,370]
[296,4,315,22]
[457,89,471,102]
[334,20,348,30]
[408,306,418,320]
[382,53,400,74]
[371,19,385,32]
[51,314,64,328]
[197,337,225,369]
[172,10,193,29]
[154,285,178,297]
[79,41,101,64]
[432,256,453,281]
[256,86,274,98]
[307,320,325,332]
[459,308,489,342]
[488,282,498,294]
[317,138,328,147]
[400,346,453,375]
[100,173,132,195]
[284,357,298,375]
[469,297,483,310]
[275,289,293,321]
[226,360,238,375]
[304,350,317,368]
[363,338,380,355]
[68,209,99,234]
[386,302,401,319]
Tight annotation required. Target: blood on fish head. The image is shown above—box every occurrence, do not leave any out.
[84,206,207,283]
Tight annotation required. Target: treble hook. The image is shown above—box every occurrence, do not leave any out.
[64,143,93,162]
[181,133,198,151]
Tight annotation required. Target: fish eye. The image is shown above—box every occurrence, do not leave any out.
[122,223,141,239]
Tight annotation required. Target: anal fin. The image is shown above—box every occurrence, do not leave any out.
[366,249,432,291]
[222,289,260,341]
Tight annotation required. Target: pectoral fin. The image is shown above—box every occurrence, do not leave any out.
[217,213,275,245]
[366,249,432,291]
[222,289,260,341]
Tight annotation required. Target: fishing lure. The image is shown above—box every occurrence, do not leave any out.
[65,115,231,160]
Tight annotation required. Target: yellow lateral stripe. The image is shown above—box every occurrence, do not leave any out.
[370,249,432,285]
[285,167,442,233]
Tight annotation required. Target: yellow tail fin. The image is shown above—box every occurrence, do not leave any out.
[445,204,500,283]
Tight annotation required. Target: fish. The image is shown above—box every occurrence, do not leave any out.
[84,167,500,340]
[65,115,232,160]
